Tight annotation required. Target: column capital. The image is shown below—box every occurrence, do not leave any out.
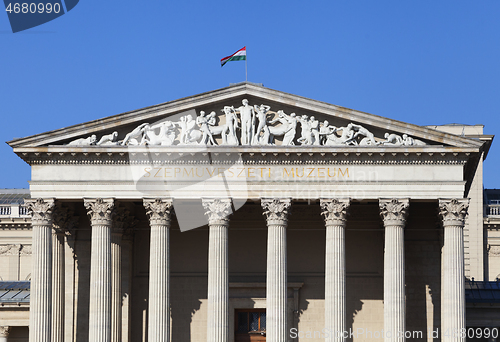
[439,198,469,227]
[84,198,115,226]
[52,204,78,235]
[202,198,232,226]
[0,326,10,337]
[113,206,137,236]
[320,198,350,226]
[379,198,409,226]
[25,198,55,226]
[261,198,292,226]
[143,198,173,226]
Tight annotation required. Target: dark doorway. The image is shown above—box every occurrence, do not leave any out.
[235,309,266,341]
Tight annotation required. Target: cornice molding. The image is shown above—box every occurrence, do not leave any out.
[17,147,472,166]
[0,223,31,229]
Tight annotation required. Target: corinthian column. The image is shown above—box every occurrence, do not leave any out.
[321,199,350,342]
[439,199,469,342]
[262,198,292,342]
[379,198,409,342]
[144,198,173,342]
[203,198,232,342]
[26,198,55,342]
[84,198,115,342]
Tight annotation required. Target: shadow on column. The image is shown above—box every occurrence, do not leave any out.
[346,283,364,342]
[295,297,310,326]
[74,208,91,342]
[405,241,432,341]
[170,277,202,342]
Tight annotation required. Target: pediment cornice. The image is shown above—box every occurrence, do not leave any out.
[8,83,483,149]
[16,145,473,166]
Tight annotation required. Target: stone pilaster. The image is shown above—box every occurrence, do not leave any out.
[84,198,115,342]
[439,199,469,342]
[26,198,55,342]
[203,198,232,342]
[321,199,350,342]
[144,198,174,342]
[262,198,292,342]
[0,326,11,342]
[379,198,409,342]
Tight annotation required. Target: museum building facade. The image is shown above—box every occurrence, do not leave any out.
[3,83,495,342]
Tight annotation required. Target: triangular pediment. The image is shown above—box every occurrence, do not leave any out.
[8,82,483,149]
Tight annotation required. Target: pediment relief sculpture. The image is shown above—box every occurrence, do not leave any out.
[65,99,427,148]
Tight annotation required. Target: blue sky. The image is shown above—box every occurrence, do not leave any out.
[1,1,499,189]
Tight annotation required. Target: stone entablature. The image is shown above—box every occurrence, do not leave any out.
[20,148,471,200]
[15,146,473,166]
[16,141,474,200]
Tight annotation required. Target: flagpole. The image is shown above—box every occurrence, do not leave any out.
[245,47,248,82]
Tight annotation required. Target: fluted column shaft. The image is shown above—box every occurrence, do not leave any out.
[144,199,173,342]
[439,199,469,342]
[321,199,350,342]
[262,198,292,342]
[85,198,115,342]
[52,229,65,342]
[384,224,405,340]
[203,198,232,342]
[111,231,122,342]
[26,198,55,342]
[380,199,409,342]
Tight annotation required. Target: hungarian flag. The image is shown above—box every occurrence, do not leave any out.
[221,47,246,67]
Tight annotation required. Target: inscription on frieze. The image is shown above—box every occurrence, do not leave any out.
[140,165,350,181]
